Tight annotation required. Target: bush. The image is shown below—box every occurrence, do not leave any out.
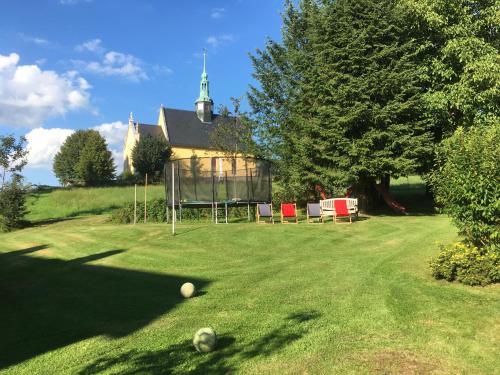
[0,179,28,231]
[430,242,500,286]
[0,214,7,233]
[429,124,500,249]
[116,171,140,186]
[110,198,255,224]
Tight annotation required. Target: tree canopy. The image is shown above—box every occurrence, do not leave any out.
[53,130,116,186]
[0,134,29,231]
[248,0,499,208]
[0,135,28,190]
[209,98,256,159]
[249,0,434,206]
[131,135,171,179]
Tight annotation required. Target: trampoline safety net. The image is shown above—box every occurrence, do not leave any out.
[165,157,272,206]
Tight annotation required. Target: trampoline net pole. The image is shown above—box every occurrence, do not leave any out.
[171,162,175,235]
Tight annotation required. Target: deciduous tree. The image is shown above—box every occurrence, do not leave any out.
[131,135,171,180]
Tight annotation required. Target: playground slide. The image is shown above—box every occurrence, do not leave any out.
[374,183,407,215]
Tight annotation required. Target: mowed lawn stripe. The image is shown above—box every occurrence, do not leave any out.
[1,214,498,374]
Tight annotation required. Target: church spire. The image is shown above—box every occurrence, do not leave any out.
[197,49,211,102]
[195,49,213,122]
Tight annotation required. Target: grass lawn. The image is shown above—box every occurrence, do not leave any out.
[1,180,498,374]
[26,185,165,222]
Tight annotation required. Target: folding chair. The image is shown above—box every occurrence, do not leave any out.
[306,203,323,223]
[333,199,352,224]
[256,203,274,224]
[281,203,298,224]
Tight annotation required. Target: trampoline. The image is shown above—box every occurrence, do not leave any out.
[164,157,272,228]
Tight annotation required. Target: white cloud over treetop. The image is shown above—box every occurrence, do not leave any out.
[25,121,128,173]
[0,52,91,127]
[26,127,75,168]
[92,121,128,148]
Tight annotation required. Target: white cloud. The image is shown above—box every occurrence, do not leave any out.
[73,39,171,82]
[210,8,226,19]
[92,121,128,147]
[92,121,128,173]
[60,0,92,5]
[75,51,148,82]
[25,127,74,168]
[206,34,234,48]
[75,38,104,53]
[25,121,128,173]
[0,52,91,127]
[19,33,50,46]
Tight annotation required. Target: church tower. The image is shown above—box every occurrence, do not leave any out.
[195,49,213,123]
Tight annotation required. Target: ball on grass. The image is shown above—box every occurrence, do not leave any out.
[180,282,196,298]
[193,327,217,353]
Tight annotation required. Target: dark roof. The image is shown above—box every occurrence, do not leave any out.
[163,108,221,149]
[137,123,164,138]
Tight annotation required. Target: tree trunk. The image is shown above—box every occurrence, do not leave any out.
[381,174,390,191]
[354,175,380,213]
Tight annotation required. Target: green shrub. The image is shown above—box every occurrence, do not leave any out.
[0,179,28,231]
[430,242,500,286]
[110,198,256,224]
[429,124,500,249]
[0,214,7,233]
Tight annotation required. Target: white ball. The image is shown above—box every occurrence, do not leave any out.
[180,282,196,298]
[193,327,217,353]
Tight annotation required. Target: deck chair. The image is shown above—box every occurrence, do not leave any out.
[306,203,323,223]
[281,203,298,224]
[333,199,352,224]
[256,203,274,224]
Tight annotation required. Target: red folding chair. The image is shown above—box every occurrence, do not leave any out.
[333,199,352,224]
[281,203,298,224]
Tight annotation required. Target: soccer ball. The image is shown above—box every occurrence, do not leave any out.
[193,327,217,353]
[180,282,196,298]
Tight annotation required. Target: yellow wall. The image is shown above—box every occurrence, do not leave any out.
[123,124,139,174]
[122,107,256,175]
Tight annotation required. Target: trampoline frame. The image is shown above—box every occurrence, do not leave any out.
[164,157,272,232]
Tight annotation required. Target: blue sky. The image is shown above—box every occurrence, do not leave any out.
[0,0,283,185]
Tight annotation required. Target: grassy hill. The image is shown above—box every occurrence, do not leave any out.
[26,185,165,222]
[1,178,498,374]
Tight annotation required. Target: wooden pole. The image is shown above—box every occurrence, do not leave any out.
[172,162,175,235]
[134,184,137,225]
[144,173,148,224]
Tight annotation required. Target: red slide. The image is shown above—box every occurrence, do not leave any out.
[315,184,328,200]
[374,183,407,214]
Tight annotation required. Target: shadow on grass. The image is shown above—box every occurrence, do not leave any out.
[367,180,436,217]
[79,310,321,374]
[26,217,78,228]
[0,245,209,370]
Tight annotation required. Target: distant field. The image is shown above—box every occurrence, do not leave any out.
[26,185,165,222]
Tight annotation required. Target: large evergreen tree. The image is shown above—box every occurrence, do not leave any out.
[249,0,434,208]
[53,130,115,186]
